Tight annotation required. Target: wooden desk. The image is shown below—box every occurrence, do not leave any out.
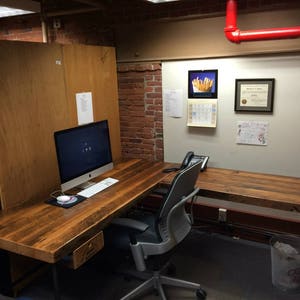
[0,159,171,264]
[196,168,300,213]
[3,163,298,263]
[1,162,299,297]
[0,159,171,298]
[161,167,300,220]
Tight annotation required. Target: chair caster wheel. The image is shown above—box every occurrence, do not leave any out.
[196,288,207,299]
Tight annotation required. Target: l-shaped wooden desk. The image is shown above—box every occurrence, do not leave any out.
[0,159,299,299]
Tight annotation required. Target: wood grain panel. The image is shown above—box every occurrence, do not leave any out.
[62,44,121,160]
[0,42,121,211]
[69,231,104,269]
[197,168,300,212]
[162,167,300,212]
[0,41,121,292]
[0,41,69,210]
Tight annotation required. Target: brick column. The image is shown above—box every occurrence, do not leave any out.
[117,63,163,161]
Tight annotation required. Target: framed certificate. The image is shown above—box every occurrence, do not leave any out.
[235,78,275,112]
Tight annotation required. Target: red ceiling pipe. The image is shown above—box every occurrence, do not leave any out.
[224,0,300,43]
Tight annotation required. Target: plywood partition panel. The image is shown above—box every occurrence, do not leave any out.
[0,42,121,210]
[0,41,70,210]
[62,44,121,160]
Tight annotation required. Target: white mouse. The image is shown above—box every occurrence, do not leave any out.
[57,195,71,202]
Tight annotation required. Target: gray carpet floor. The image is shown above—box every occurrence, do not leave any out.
[2,230,300,300]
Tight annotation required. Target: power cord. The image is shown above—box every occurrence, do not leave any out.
[50,190,64,199]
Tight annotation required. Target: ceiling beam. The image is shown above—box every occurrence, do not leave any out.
[46,7,101,17]
[73,0,105,9]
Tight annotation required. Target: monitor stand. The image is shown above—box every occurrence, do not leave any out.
[77,181,96,190]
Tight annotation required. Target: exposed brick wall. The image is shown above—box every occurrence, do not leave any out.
[118,63,163,161]
[104,0,300,25]
[0,15,43,42]
[0,14,114,45]
[47,14,115,46]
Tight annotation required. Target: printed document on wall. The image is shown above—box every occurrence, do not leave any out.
[164,89,183,118]
[76,92,94,125]
[236,121,269,145]
[187,99,217,127]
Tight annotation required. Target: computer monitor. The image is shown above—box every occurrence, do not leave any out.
[54,120,113,192]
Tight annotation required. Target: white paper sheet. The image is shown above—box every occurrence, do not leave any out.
[76,92,94,125]
[164,89,183,118]
[236,121,269,145]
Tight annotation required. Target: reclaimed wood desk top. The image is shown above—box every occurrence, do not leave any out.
[163,167,300,213]
[0,159,172,264]
[1,161,299,264]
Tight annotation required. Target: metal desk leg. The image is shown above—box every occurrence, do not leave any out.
[51,264,61,300]
[0,250,14,296]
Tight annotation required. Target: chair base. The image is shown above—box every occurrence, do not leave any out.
[120,270,206,300]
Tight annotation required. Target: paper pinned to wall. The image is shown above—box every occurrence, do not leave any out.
[187,99,217,127]
[236,121,269,145]
[76,92,94,125]
[164,89,183,118]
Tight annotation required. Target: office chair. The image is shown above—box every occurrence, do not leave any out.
[110,161,207,300]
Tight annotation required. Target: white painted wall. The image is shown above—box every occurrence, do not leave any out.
[162,54,300,177]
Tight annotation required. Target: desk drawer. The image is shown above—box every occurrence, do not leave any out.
[70,232,104,269]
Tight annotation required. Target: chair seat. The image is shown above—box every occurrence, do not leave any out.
[131,211,161,244]
[106,210,161,251]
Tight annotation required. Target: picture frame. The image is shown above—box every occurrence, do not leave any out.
[235,78,275,112]
[188,69,218,98]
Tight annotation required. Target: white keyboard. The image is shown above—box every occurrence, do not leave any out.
[77,177,119,198]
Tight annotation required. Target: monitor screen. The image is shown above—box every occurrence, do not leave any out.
[54,120,113,192]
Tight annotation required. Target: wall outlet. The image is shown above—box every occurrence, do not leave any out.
[218,208,227,222]
[53,19,61,29]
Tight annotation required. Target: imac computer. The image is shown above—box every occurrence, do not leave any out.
[54,120,113,192]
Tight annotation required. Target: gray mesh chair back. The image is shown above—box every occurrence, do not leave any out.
[156,161,202,243]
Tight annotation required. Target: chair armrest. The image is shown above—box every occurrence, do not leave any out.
[111,217,149,232]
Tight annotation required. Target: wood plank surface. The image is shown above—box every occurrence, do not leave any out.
[0,159,172,263]
[0,41,69,210]
[161,166,300,213]
[62,44,121,160]
[1,161,299,265]
[0,41,121,211]
[197,168,300,212]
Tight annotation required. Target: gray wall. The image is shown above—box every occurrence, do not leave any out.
[162,54,300,177]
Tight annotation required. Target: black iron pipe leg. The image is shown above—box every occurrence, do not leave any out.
[51,264,61,300]
[0,250,14,296]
